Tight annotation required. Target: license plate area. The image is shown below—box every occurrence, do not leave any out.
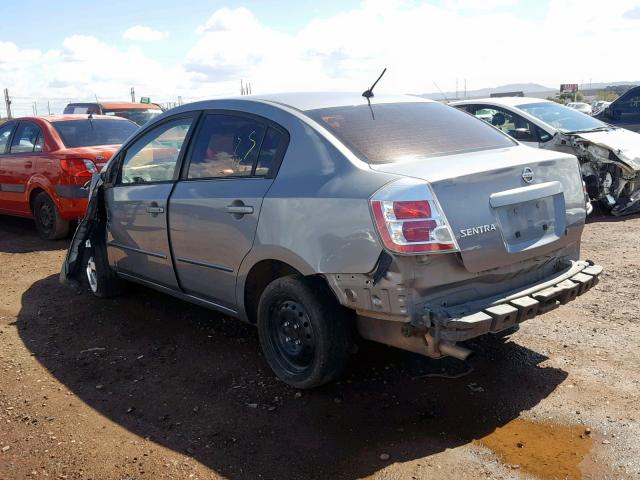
[494,194,566,253]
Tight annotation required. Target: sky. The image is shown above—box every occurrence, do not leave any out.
[1,0,639,115]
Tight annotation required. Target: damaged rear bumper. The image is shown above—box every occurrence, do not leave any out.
[353,260,602,360]
[422,260,602,345]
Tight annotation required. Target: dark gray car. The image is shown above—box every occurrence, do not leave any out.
[61,93,602,388]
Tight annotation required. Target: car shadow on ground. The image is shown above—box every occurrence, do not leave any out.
[18,274,567,480]
[0,216,69,253]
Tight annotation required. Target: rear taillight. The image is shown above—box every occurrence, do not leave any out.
[60,159,98,177]
[370,178,458,254]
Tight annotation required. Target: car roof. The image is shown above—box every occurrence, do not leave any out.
[451,96,552,108]
[5,114,131,124]
[185,92,434,113]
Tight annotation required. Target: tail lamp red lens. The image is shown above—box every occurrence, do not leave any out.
[60,159,97,177]
[393,200,431,219]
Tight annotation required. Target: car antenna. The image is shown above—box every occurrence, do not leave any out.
[362,67,387,119]
[432,81,450,103]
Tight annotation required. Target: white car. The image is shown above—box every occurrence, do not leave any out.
[452,97,640,215]
[566,102,593,115]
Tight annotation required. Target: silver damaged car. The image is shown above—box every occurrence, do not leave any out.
[61,93,602,388]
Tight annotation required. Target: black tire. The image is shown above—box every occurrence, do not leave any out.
[84,235,124,298]
[257,275,352,389]
[32,192,70,240]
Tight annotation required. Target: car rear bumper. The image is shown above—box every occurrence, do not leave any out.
[421,260,602,344]
[350,259,602,360]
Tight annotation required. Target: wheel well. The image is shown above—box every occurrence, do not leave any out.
[29,188,46,212]
[244,260,301,324]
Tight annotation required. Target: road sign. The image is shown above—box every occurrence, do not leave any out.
[140,97,150,104]
[560,84,578,94]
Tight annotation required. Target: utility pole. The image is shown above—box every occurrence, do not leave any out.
[33,102,38,116]
[130,87,135,102]
[4,88,12,119]
[464,78,467,99]
[47,101,51,116]
[178,95,183,106]
[240,80,245,95]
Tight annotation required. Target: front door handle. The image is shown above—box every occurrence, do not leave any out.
[24,161,33,168]
[226,205,254,215]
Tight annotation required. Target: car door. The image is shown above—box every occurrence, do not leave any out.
[105,114,197,288]
[169,112,288,310]
[0,121,45,215]
[0,121,17,213]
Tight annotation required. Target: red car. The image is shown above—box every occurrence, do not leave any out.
[0,115,138,239]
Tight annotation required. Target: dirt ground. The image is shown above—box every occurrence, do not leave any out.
[0,212,639,480]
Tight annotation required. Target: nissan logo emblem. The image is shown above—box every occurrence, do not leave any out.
[522,167,535,183]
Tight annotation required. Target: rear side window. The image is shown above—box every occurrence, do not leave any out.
[10,122,42,153]
[187,114,267,179]
[53,119,138,148]
[0,123,13,153]
[255,128,284,176]
[305,102,515,164]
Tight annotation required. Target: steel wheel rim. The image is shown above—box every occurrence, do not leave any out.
[86,256,98,293]
[39,202,54,234]
[269,300,315,374]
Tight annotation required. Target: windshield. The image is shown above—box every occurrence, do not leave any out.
[103,108,163,126]
[305,102,515,164]
[518,102,608,133]
[53,119,138,148]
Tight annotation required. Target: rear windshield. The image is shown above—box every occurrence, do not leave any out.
[53,119,138,148]
[103,109,163,126]
[305,102,515,164]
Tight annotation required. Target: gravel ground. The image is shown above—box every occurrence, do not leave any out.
[0,212,639,480]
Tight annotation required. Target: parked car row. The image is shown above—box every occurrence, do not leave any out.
[53,92,604,388]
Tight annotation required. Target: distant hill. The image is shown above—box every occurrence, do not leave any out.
[419,81,640,101]
[419,83,553,100]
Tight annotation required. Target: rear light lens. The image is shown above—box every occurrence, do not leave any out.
[370,178,458,254]
[60,159,97,177]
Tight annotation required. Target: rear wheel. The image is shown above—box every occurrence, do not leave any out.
[84,236,124,298]
[33,192,69,240]
[257,275,352,389]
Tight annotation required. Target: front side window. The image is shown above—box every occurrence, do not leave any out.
[468,105,538,142]
[53,119,138,148]
[0,123,14,154]
[305,102,515,164]
[10,122,42,153]
[187,115,266,179]
[120,117,194,184]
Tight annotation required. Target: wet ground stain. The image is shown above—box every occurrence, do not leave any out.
[475,419,593,479]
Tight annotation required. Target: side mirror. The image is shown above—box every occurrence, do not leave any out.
[513,128,532,140]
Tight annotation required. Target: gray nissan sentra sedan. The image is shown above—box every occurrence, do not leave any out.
[61,92,602,388]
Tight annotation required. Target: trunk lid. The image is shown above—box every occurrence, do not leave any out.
[371,146,586,273]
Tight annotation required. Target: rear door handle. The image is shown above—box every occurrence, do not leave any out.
[146,202,165,216]
[24,161,33,168]
[225,205,254,215]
